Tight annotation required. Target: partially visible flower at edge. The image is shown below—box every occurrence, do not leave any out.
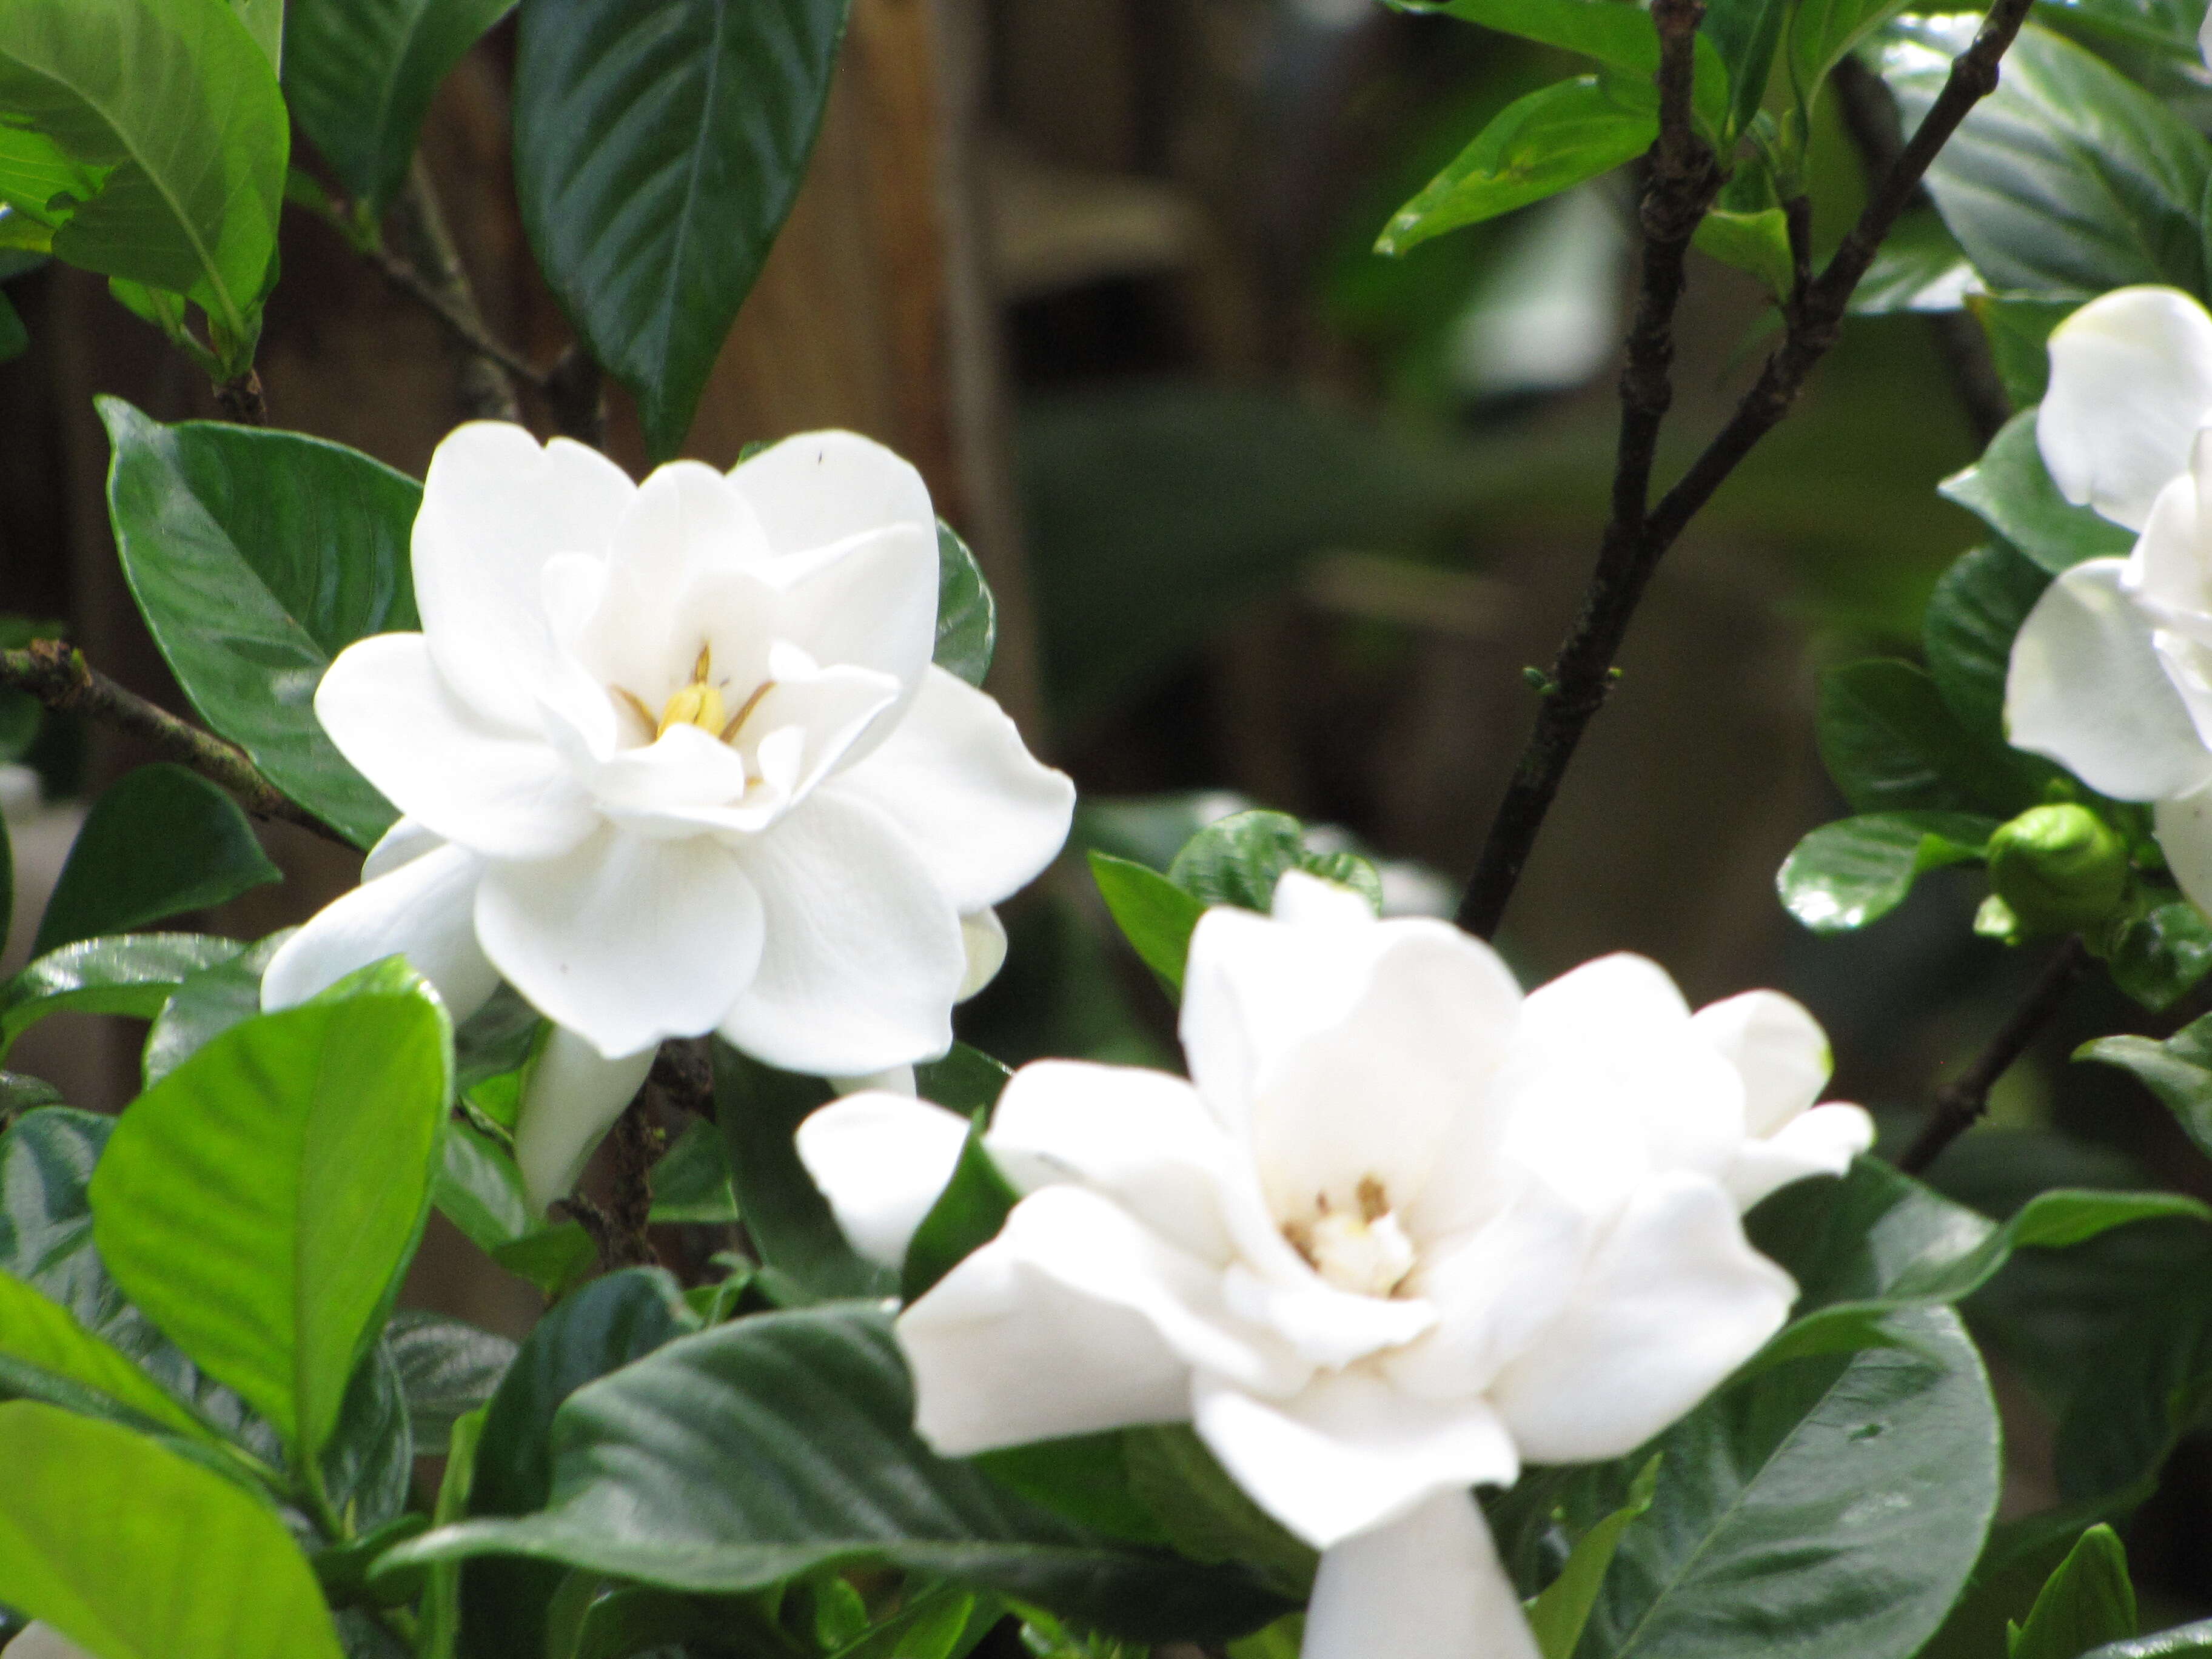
[261,422,1073,1208]
[797,871,1872,1659]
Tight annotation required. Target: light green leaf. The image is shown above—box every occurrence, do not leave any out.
[284,0,516,215]
[1777,811,1996,933]
[1939,412,2134,577]
[2106,900,2212,1011]
[511,0,853,459]
[88,960,453,1468]
[0,1401,344,1659]
[1791,0,1916,106]
[647,1116,739,1225]
[1526,1455,1660,1659]
[141,931,290,1087]
[101,398,421,848]
[2009,1527,2136,1659]
[2080,1010,2212,1161]
[1972,294,2077,407]
[1377,75,1657,257]
[0,1269,224,1444]
[1692,205,1795,301]
[935,519,997,688]
[1089,851,1206,991]
[1396,0,1731,134]
[0,933,243,1055]
[230,0,284,69]
[1704,0,1791,140]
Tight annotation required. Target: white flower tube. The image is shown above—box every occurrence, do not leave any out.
[799,872,1869,1659]
[265,424,1073,1210]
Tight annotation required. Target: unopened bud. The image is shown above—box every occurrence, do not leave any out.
[1986,804,2129,936]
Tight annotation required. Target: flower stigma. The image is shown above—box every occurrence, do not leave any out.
[1284,1175,1419,1298]
[613,644,777,750]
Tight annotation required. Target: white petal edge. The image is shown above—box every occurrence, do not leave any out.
[1721,1103,1875,1210]
[2038,285,2212,532]
[2157,784,2212,918]
[796,1093,971,1269]
[2,1626,97,1659]
[1691,990,1832,1138]
[727,429,937,561]
[513,1028,657,1212]
[2005,556,2212,800]
[1302,1493,1539,1659]
[958,908,1007,1000]
[261,840,497,1022]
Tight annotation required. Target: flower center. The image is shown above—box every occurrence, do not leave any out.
[614,645,774,749]
[1284,1176,1418,1298]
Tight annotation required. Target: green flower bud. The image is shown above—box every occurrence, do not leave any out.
[1985,805,2130,936]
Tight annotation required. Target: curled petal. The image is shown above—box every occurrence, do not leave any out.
[1691,990,1832,1137]
[1721,1103,1875,1210]
[2039,286,2212,531]
[1303,1493,1538,1659]
[2006,557,2212,800]
[796,1093,971,1269]
[958,908,1007,1000]
[514,1027,657,1211]
[261,840,496,1022]
[769,524,939,731]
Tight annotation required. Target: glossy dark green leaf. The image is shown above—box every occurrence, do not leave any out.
[33,764,280,956]
[511,0,853,458]
[2010,1527,2136,1659]
[434,1114,536,1255]
[1395,0,1731,133]
[1939,413,2134,577]
[2080,1009,2212,1161]
[0,1402,344,1659]
[900,1120,1016,1302]
[0,933,243,1054]
[0,1072,60,1119]
[323,1338,415,1535]
[935,520,997,689]
[1525,1455,1660,1659]
[1817,659,2041,818]
[461,1267,699,1659]
[970,1433,1170,1547]
[915,1043,1014,1116]
[1168,809,1383,916]
[1883,19,2212,297]
[1851,209,1976,315]
[1090,851,1206,991]
[1925,541,2054,741]
[1122,1424,1316,1600]
[1376,75,1657,256]
[488,1224,597,1299]
[1790,0,1915,106]
[1777,811,1996,933]
[714,1041,889,1301]
[647,1117,739,1225]
[89,961,453,1467]
[454,985,545,1096]
[141,931,288,1087]
[1706,0,1791,139]
[284,0,518,216]
[386,1309,516,1456]
[389,1303,1289,1641]
[1971,295,2076,407]
[0,0,287,354]
[2105,900,2212,1010]
[2082,1623,2212,1659]
[101,400,421,848]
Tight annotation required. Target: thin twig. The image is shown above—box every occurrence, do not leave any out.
[373,161,541,415]
[215,371,269,426]
[1456,0,2036,936]
[1899,936,2090,1175]
[0,639,349,845]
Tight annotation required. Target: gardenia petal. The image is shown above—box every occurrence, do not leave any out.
[796,1092,971,1269]
[1488,1173,1794,1463]
[3,1626,96,1659]
[2039,285,2212,531]
[769,521,939,720]
[728,430,937,563]
[958,908,1007,1000]
[828,668,1077,913]
[260,837,497,1022]
[1721,1104,1877,1210]
[412,423,635,729]
[2006,557,2212,800]
[513,1027,657,1211]
[717,791,966,1075]
[1304,1492,1537,1659]
[1691,990,1831,1137]
[475,826,766,1059]
[2156,783,2212,917]
[1190,1368,1518,1550]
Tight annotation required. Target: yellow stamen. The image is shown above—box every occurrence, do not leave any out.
[654,643,726,737]
[720,679,777,743]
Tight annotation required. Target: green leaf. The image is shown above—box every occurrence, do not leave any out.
[1818,659,2041,818]
[2053,1266,2212,1516]
[2105,900,2212,1010]
[33,763,280,956]
[1777,811,1996,933]
[1526,1455,1660,1659]
[1396,0,1731,135]
[900,1119,1016,1302]
[1939,412,2134,577]
[1882,19,2212,297]
[647,1116,739,1225]
[1790,0,1916,108]
[2009,1527,2136,1659]
[386,1309,515,1456]
[434,1112,537,1254]
[1122,1424,1317,1600]
[714,1040,890,1302]
[935,520,997,688]
[100,399,422,848]
[284,0,517,216]
[140,930,289,1087]
[0,0,287,354]
[1692,205,1795,301]
[1971,295,2077,408]
[388,1303,1290,1641]
[915,1043,1014,1116]
[1706,0,1792,139]
[1851,209,1976,315]
[0,932,243,1054]
[0,1401,343,1658]
[2082,1624,2212,1659]
[1376,75,1657,257]
[0,289,25,364]
[1089,851,1207,991]
[229,0,285,69]
[88,961,453,1467]
[0,1268,229,1444]
[461,1267,699,1659]
[1168,808,1383,916]
[970,1433,1171,1547]
[511,0,853,459]
[2080,1010,2212,1161]
[1925,541,2055,741]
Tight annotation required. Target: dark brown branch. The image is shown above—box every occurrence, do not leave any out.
[1456,0,2036,937]
[373,162,541,415]
[215,371,269,427]
[1898,936,2090,1175]
[0,639,349,845]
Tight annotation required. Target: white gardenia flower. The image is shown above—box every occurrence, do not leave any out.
[262,423,1073,1207]
[2,1627,92,1659]
[2008,287,2212,915]
[797,872,1871,1659]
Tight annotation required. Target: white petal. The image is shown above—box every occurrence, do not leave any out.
[1304,1493,1538,1659]
[261,841,497,1020]
[581,722,758,820]
[361,814,443,881]
[316,632,600,861]
[1220,1265,1439,1372]
[796,1092,971,1269]
[984,1060,1241,1261]
[1272,867,1382,927]
[2201,0,2212,67]
[2006,557,2212,799]
[898,1185,1299,1454]
[737,649,901,802]
[611,460,773,588]
[514,1028,656,1211]
[475,826,765,1059]
[769,523,940,720]
[1489,1173,1794,1463]
[826,1066,917,1097]
[958,908,1007,1000]
[4,1625,98,1659]
[413,423,635,728]
[728,429,936,560]
[1721,1103,1875,1209]
[830,668,1074,913]
[717,791,965,1076]
[2157,783,2212,917]
[1691,990,1832,1138]
[1190,1369,1518,1550]
[2039,286,2212,531]
[2127,437,2212,623]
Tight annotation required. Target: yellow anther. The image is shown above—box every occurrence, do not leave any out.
[720,679,776,743]
[653,643,726,737]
